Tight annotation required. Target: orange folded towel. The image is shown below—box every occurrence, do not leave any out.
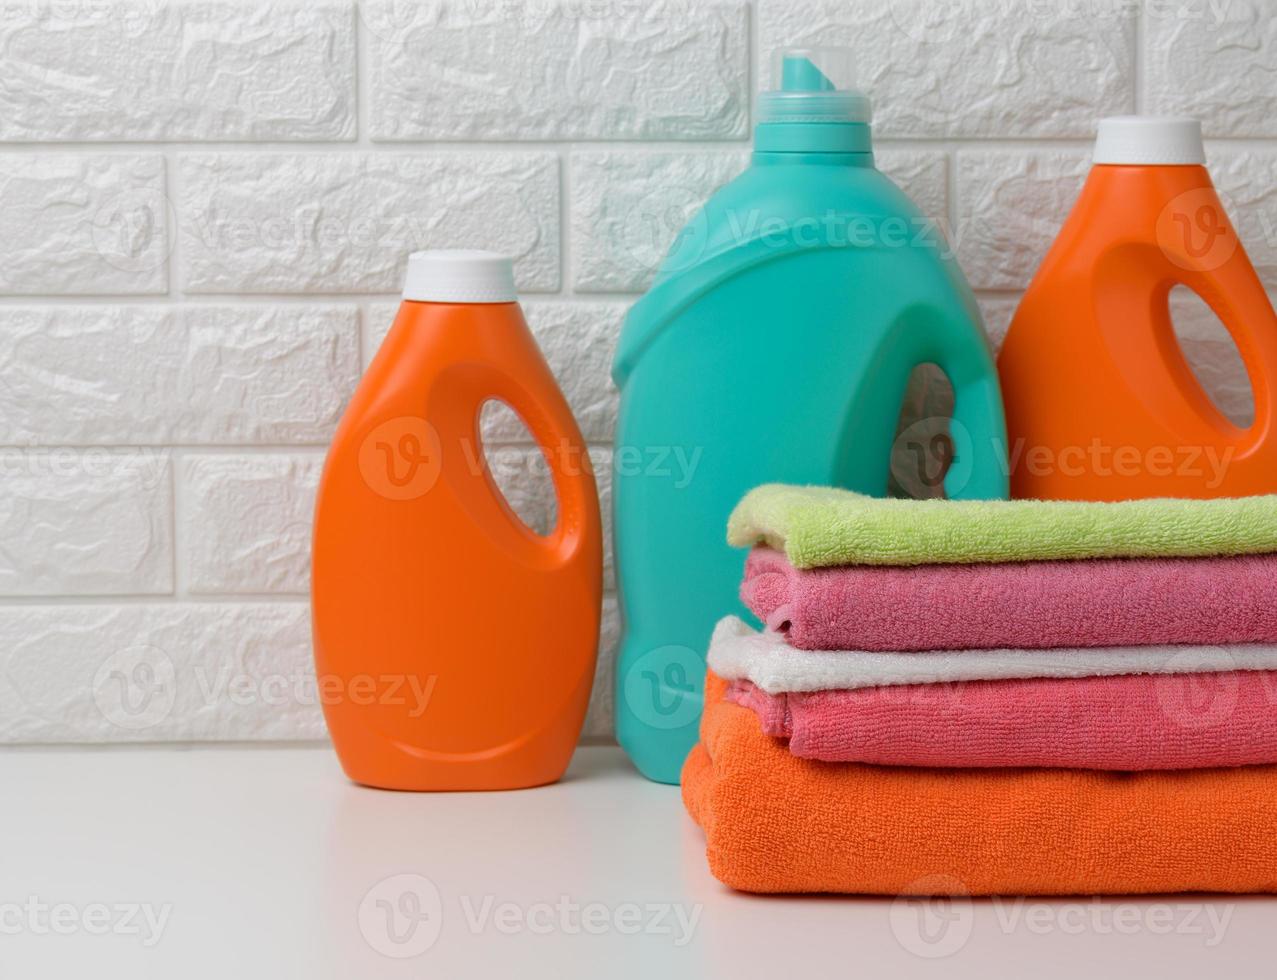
[683,671,1277,895]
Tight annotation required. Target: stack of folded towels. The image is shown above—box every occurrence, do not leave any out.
[683,485,1277,895]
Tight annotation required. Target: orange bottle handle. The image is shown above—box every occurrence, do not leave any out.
[479,365,595,567]
[1152,189,1277,440]
[1092,219,1277,448]
[1170,261,1277,436]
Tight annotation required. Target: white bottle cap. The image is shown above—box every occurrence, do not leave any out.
[402,250,517,303]
[1093,116,1205,165]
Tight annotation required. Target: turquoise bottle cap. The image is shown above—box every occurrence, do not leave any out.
[758,48,871,124]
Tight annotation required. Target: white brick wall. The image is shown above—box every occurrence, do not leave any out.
[0,0,1270,744]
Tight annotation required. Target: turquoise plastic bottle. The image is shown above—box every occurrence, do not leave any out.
[611,49,1009,784]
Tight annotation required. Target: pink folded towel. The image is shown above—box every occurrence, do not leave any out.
[726,670,1277,769]
[742,546,1277,651]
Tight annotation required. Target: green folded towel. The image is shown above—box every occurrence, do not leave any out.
[727,484,1277,568]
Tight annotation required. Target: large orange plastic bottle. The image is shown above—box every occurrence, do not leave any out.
[311,251,602,791]
[998,117,1277,500]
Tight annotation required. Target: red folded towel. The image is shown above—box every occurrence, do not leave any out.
[742,546,1277,651]
[727,670,1277,769]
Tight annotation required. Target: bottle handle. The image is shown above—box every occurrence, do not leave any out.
[911,310,1010,500]
[481,367,597,565]
[1167,261,1276,436]
[1153,186,1277,435]
[945,371,1010,499]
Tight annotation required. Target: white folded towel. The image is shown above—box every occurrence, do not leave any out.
[706,616,1277,695]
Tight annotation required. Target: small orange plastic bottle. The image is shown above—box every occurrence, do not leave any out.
[998,117,1277,500]
[311,250,602,791]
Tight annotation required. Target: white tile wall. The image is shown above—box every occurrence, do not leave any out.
[0,154,169,294]
[758,0,1137,137]
[0,0,1270,744]
[181,454,322,595]
[0,2,357,141]
[0,306,361,444]
[179,152,562,292]
[367,1,750,140]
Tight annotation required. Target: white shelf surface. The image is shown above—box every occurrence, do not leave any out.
[2,744,1273,978]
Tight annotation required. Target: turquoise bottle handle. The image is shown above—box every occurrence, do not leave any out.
[947,371,1009,500]
[920,313,1010,501]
